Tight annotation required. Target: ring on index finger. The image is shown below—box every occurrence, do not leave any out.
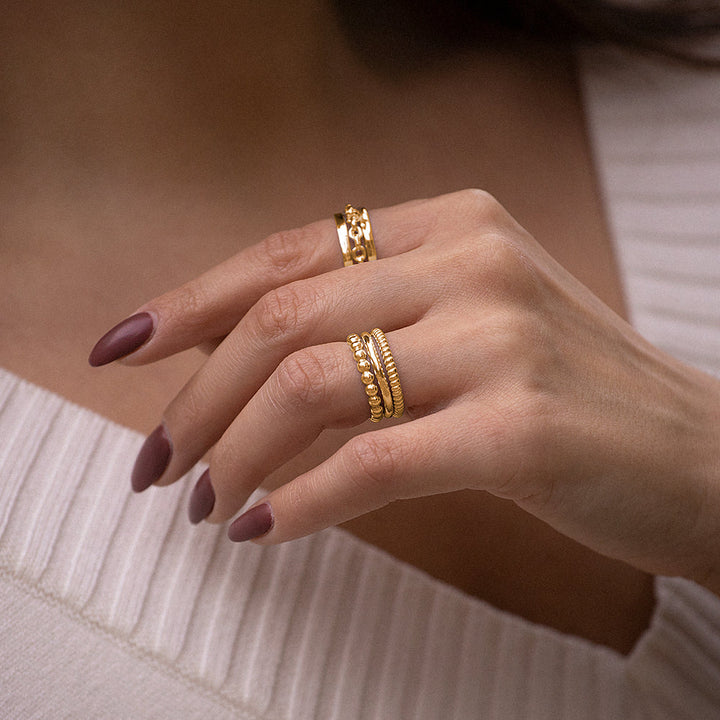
[334,204,377,266]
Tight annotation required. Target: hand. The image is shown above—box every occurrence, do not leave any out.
[90,189,720,590]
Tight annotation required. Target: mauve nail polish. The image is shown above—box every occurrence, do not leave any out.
[228,503,274,542]
[131,424,172,492]
[188,469,215,524]
[88,312,155,366]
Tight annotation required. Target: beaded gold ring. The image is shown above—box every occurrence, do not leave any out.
[347,333,383,423]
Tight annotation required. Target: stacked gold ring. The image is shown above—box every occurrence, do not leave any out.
[347,333,384,422]
[347,329,404,423]
[362,332,394,418]
[334,205,377,266]
[371,328,404,418]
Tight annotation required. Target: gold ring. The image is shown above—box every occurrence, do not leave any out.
[347,329,404,422]
[347,333,383,422]
[371,328,405,418]
[334,205,377,267]
[362,331,394,418]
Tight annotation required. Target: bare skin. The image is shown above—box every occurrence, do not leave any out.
[0,1,657,653]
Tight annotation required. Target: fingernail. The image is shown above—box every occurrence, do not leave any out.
[89,312,155,366]
[188,469,215,524]
[131,423,172,492]
[228,503,274,543]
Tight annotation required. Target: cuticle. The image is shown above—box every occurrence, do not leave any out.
[260,502,276,538]
[160,419,173,456]
[134,308,159,349]
[143,308,159,344]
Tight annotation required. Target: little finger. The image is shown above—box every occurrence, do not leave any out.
[225,411,468,543]
[192,323,466,523]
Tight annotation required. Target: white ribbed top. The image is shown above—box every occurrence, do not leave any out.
[579,46,720,379]
[1,46,720,719]
[0,368,628,719]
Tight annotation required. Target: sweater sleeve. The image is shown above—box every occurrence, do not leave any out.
[628,578,720,718]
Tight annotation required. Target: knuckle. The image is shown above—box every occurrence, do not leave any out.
[466,231,540,303]
[488,312,555,404]
[460,188,505,223]
[492,307,540,355]
[463,187,496,206]
[480,231,528,274]
[253,282,320,347]
[260,223,318,277]
[442,243,537,320]
[274,348,330,410]
[345,434,399,498]
[472,310,561,502]
[255,286,300,343]
[167,279,211,325]
[262,228,303,274]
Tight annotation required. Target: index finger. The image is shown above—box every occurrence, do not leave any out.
[88,199,429,367]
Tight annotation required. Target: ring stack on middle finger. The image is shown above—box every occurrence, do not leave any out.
[347,330,404,423]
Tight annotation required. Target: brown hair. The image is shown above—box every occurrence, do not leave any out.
[335,0,720,68]
[488,0,720,64]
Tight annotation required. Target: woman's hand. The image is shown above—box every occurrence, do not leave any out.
[90,189,720,590]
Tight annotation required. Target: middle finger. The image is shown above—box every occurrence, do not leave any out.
[142,253,433,490]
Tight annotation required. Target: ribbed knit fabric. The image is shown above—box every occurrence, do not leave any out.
[1,47,720,719]
[579,45,720,719]
[579,47,720,380]
[0,368,627,719]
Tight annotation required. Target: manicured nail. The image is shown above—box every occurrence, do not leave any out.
[188,469,215,524]
[228,503,274,543]
[88,312,155,366]
[131,424,172,492]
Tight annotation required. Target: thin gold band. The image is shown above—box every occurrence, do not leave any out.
[361,332,394,418]
[371,328,405,418]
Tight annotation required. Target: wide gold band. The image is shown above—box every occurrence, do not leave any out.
[334,205,377,267]
[347,329,404,422]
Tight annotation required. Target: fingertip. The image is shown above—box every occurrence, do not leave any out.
[88,311,156,366]
[227,502,275,543]
[131,423,172,492]
[188,468,216,524]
